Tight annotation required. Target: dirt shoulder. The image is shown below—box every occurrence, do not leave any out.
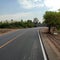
[0,29,19,36]
[40,27,60,60]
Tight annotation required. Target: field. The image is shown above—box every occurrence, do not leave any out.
[0,29,17,35]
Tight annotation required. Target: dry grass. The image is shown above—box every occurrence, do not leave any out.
[0,29,14,34]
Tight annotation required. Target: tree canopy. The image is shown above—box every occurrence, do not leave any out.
[43,11,60,33]
[33,18,39,27]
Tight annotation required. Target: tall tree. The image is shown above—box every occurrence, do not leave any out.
[43,11,60,33]
[33,18,39,27]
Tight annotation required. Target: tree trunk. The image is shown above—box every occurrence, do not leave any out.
[48,26,51,33]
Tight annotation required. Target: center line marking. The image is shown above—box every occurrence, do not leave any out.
[0,32,26,48]
[0,36,17,48]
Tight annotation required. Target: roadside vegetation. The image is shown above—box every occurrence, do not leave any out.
[0,18,42,34]
[42,10,60,54]
[43,9,60,34]
[0,20,33,28]
[0,18,41,29]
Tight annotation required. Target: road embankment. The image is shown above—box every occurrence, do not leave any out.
[39,27,60,60]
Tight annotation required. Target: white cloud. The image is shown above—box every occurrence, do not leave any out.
[18,0,44,9]
[44,0,60,11]
[18,0,60,10]
[0,12,32,21]
[0,12,43,22]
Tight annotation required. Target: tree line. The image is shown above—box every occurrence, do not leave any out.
[0,18,40,28]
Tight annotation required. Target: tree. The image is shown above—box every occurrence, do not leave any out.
[11,19,13,23]
[43,11,60,33]
[33,18,39,27]
[56,11,60,29]
[58,9,60,12]
[26,20,34,28]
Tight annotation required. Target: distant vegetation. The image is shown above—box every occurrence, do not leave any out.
[0,18,41,28]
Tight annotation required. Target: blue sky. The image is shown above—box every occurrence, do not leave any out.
[0,0,60,22]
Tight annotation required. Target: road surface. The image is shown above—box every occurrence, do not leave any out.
[0,28,45,60]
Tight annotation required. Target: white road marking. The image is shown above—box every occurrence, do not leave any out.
[38,31,47,60]
[0,31,27,48]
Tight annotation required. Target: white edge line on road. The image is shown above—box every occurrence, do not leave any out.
[38,31,47,60]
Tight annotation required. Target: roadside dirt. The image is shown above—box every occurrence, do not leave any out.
[40,27,60,60]
[0,29,18,36]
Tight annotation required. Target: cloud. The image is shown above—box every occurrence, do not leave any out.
[0,12,43,22]
[18,0,60,11]
[18,0,44,9]
[44,0,60,11]
[0,12,32,21]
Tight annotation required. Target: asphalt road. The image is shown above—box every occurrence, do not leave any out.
[0,28,44,60]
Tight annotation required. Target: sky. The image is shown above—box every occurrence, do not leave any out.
[0,0,60,22]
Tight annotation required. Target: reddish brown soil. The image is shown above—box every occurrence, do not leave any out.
[40,27,60,60]
[0,29,18,36]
